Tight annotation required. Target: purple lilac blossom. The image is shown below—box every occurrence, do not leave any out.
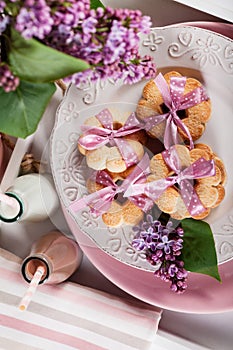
[132,214,188,294]
[44,0,91,48]
[103,20,127,65]
[0,14,9,34]
[49,0,90,26]
[43,4,156,85]
[0,1,6,12]
[1,1,156,91]
[0,64,19,92]
[15,0,53,39]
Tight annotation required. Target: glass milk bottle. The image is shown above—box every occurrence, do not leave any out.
[0,173,59,222]
[21,231,83,285]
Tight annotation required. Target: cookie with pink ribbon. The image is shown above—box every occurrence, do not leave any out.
[69,154,154,227]
[124,144,226,220]
[78,109,147,173]
[136,71,211,149]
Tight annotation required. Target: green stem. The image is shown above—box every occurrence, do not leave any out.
[96,26,109,33]
[0,35,8,62]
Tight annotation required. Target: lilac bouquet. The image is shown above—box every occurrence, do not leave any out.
[0,0,156,138]
[132,213,221,294]
[132,215,188,294]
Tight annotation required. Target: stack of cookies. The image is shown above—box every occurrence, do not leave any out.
[77,71,226,226]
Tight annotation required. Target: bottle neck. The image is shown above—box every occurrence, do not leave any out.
[0,192,23,223]
[21,255,51,285]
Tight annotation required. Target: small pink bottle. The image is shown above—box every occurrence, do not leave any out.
[21,231,83,285]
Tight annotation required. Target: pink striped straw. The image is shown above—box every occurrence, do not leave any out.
[19,266,45,311]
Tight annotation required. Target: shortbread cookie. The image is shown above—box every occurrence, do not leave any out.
[78,109,147,173]
[86,167,144,227]
[148,144,226,220]
[136,71,211,143]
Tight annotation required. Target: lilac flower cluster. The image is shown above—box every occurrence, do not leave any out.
[0,0,5,12]
[0,0,156,91]
[0,1,9,34]
[0,64,19,92]
[49,0,90,27]
[0,14,9,34]
[15,0,53,40]
[132,214,188,294]
[61,6,156,85]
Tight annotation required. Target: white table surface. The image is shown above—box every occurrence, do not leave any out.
[1,1,233,349]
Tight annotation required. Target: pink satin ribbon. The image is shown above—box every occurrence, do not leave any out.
[78,109,144,168]
[69,153,154,216]
[124,147,215,217]
[143,73,209,149]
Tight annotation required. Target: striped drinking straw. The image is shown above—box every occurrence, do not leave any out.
[19,265,45,311]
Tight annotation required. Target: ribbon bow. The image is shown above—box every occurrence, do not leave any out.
[78,109,144,168]
[124,147,215,217]
[143,73,209,149]
[69,153,154,216]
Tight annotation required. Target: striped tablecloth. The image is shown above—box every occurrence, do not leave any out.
[0,249,162,350]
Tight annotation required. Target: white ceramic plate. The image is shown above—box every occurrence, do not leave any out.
[50,26,233,271]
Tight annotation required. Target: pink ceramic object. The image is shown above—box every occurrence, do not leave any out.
[62,207,233,313]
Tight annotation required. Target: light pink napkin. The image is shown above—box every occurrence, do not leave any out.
[0,249,162,350]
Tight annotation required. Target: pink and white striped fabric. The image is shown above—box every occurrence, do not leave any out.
[0,249,162,350]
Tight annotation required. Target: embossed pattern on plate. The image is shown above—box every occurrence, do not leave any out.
[51,27,233,269]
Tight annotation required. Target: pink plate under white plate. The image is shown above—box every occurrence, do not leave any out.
[63,207,233,314]
[50,25,233,313]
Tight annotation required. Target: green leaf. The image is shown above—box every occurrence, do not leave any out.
[181,218,221,282]
[90,0,105,9]
[0,81,56,138]
[8,29,90,83]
